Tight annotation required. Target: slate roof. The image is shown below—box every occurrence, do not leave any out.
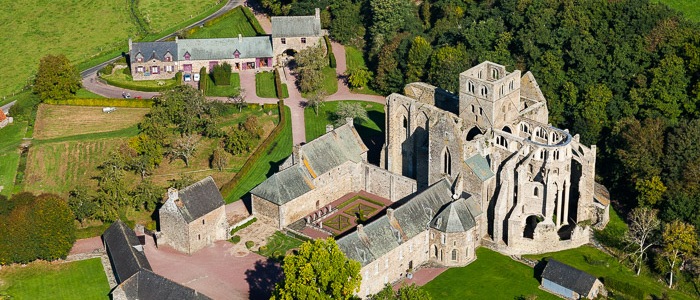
[430,197,480,233]
[177,36,273,61]
[271,15,322,38]
[130,42,177,63]
[251,123,366,205]
[542,259,599,295]
[175,176,225,224]
[102,220,152,283]
[465,154,494,181]
[338,179,480,266]
[116,269,212,300]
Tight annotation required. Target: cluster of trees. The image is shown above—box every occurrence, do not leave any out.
[224,115,264,155]
[0,193,75,264]
[295,45,329,93]
[33,54,81,100]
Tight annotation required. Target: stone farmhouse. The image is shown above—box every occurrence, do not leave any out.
[251,61,610,298]
[541,259,606,299]
[103,221,211,300]
[128,9,324,81]
[158,176,228,255]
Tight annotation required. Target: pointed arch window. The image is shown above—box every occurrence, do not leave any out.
[452,249,458,261]
[442,148,452,175]
[534,187,539,197]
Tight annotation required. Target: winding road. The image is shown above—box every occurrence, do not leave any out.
[81,0,385,146]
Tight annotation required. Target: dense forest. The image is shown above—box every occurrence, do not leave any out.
[262,0,700,290]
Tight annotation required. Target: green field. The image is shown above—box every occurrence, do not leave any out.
[33,104,149,140]
[524,246,698,300]
[256,71,284,98]
[206,73,242,97]
[0,122,27,196]
[224,106,293,203]
[423,248,558,299]
[138,0,220,32]
[304,100,385,141]
[345,46,380,95]
[0,258,110,299]
[656,0,700,23]
[101,67,179,91]
[257,231,303,259]
[189,7,261,39]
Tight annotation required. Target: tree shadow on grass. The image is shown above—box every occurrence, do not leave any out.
[245,257,284,300]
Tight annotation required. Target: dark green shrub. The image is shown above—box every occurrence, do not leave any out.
[100,64,115,76]
[245,241,255,249]
[229,217,257,235]
[325,36,336,68]
[211,63,232,85]
[273,68,285,99]
[174,71,182,82]
[199,67,208,94]
[230,235,241,244]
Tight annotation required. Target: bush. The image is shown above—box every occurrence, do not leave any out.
[198,67,208,94]
[44,98,153,108]
[273,68,285,99]
[219,101,286,198]
[230,235,241,244]
[263,103,278,111]
[272,250,282,257]
[325,36,336,68]
[604,277,648,299]
[100,63,114,76]
[245,241,255,249]
[259,245,268,252]
[100,75,179,92]
[211,63,232,85]
[174,71,182,83]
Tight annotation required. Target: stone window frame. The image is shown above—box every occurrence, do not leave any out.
[136,66,144,73]
[301,37,307,44]
[451,249,458,261]
[281,38,286,44]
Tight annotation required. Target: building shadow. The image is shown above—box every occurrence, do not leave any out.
[245,257,284,300]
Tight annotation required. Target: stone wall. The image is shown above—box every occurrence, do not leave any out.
[272,36,324,60]
[130,60,178,81]
[159,201,190,254]
[186,206,228,254]
[252,194,281,228]
[428,228,477,267]
[362,163,416,202]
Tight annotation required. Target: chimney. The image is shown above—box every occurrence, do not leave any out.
[325,124,334,133]
[386,208,395,223]
[128,38,132,51]
[238,34,242,42]
[167,187,179,202]
[345,117,354,127]
[315,8,320,20]
[175,36,178,43]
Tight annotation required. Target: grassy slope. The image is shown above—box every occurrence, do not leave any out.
[524,246,696,300]
[0,1,136,97]
[256,72,277,98]
[224,106,292,203]
[138,0,219,32]
[655,0,700,23]
[423,248,558,300]
[0,258,110,299]
[33,104,149,140]
[188,7,260,38]
[0,122,27,196]
[304,101,384,141]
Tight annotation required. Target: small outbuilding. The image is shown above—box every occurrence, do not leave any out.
[541,259,606,299]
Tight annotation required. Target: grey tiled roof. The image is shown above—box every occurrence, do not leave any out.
[117,269,212,300]
[465,154,494,181]
[251,123,366,205]
[177,36,273,61]
[430,198,478,233]
[102,220,152,283]
[542,259,598,295]
[176,176,225,224]
[271,15,322,37]
[130,42,177,63]
[338,179,467,266]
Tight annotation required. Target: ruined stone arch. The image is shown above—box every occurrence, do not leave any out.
[466,126,483,141]
[502,126,512,134]
[523,215,543,239]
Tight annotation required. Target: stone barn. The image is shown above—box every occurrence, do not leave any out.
[541,259,606,299]
[158,176,228,254]
[271,8,325,61]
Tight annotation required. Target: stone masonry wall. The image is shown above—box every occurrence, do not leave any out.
[363,163,417,202]
[252,194,282,228]
[272,36,324,60]
[130,60,178,81]
[159,201,190,254]
[186,206,228,254]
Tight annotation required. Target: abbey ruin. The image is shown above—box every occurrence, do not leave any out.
[252,61,610,297]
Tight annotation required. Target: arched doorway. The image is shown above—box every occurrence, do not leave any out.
[466,126,482,141]
[523,215,542,239]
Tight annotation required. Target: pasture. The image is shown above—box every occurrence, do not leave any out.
[33,104,149,140]
[0,258,110,299]
[656,0,700,23]
[138,0,220,33]
[0,122,27,196]
[188,7,261,38]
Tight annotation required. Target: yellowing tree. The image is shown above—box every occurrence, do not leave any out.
[657,221,697,288]
[271,238,361,300]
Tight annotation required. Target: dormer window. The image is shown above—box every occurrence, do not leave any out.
[234,49,240,59]
[136,53,143,62]
[184,52,191,60]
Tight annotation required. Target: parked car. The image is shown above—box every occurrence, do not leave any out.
[122,92,131,99]
[194,73,200,82]
[184,74,192,82]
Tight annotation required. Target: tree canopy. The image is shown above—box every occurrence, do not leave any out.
[33,54,81,100]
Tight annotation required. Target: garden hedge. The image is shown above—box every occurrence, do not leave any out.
[325,36,336,68]
[241,7,266,35]
[199,67,209,94]
[219,101,286,198]
[273,68,285,99]
[99,72,180,92]
[44,98,153,108]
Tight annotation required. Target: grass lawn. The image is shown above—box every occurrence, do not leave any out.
[101,68,178,91]
[0,1,137,97]
[138,0,220,33]
[206,73,242,97]
[189,7,261,38]
[655,0,700,23]
[33,104,149,140]
[345,46,380,95]
[256,72,278,98]
[257,231,303,258]
[75,88,106,99]
[524,246,698,300]
[0,258,110,299]
[423,248,558,299]
[0,122,27,196]
[304,100,385,141]
[301,66,338,98]
[224,106,292,203]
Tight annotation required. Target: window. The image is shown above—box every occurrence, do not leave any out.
[509,80,514,90]
[281,38,286,44]
[478,70,482,79]
[441,233,446,245]
[471,104,475,113]
[137,57,143,62]
[492,69,499,79]
[136,66,144,73]
[198,234,201,240]
[301,37,307,44]
[534,187,539,197]
[150,66,159,74]
[184,52,191,60]
[479,107,483,116]
[166,65,173,72]
[452,249,458,261]
[468,81,475,93]
[442,148,451,175]
[480,86,488,96]
[165,56,171,62]
[202,219,205,225]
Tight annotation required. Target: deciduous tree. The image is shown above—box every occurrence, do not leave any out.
[33,54,81,100]
[346,66,373,89]
[168,134,200,167]
[372,283,432,300]
[334,102,368,126]
[406,36,432,83]
[271,238,361,300]
[306,90,327,116]
[624,207,660,275]
[657,220,697,288]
